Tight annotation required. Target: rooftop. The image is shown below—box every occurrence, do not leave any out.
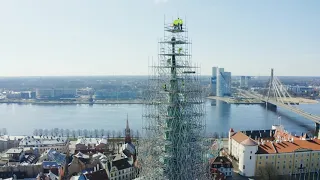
[82,169,109,180]
[39,148,66,165]
[112,154,132,170]
[19,136,68,146]
[0,135,25,141]
[42,161,60,169]
[241,129,275,140]
[6,148,23,154]
[257,139,320,154]
[231,132,250,143]
[211,156,233,168]
[76,137,107,146]
[241,138,257,146]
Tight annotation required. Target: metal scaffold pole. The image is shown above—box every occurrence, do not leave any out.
[138,17,209,180]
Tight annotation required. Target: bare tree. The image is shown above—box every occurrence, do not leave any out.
[94,129,99,138]
[136,130,140,140]
[33,129,39,136]
[112,130,116,151]
[112,130,116,139]
[2,128,7,135]
[107,130,111,140]
[89,130,94,138]
[99,129,105,138]
[213,132,219,139]
[220,132,225,138]
[130,128,134,138]
[59,129,64,137]
[43,129,49,136]
[83,129,88,138]
[65,129,70,137]
[71,130,76,138]
[117,130,122,138]
[38,129,44,136]
[49,129,54,136]
[53,128,59,136]
[257,164,279,180]
[77,129,82,137]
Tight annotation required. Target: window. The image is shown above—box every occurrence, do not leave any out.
[259,162,261,164]
[250,156,251,160]
[266,156,268,159]
[250,151,252,154]
[278,155,280,158]
[277,167,279,169]
[260,156,262,159]
[243,165,245,169]
[289,166,291,169]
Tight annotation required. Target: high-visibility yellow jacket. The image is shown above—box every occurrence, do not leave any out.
[173,19,179,25]
[179,19,183,25]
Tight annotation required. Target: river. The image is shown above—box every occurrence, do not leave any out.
[0,100,319,136]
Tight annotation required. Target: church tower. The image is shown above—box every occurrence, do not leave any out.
[125,114,132,144]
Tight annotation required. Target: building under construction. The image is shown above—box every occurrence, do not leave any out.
[138,18,208,180]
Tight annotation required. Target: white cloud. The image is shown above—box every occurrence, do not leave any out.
[154,0,168,4]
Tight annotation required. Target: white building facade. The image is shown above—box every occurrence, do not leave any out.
[238,139,258,177]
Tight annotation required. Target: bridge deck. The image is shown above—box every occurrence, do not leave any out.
[240,90,320,123]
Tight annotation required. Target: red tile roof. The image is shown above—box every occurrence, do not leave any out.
[231,132,249,143]
[257,139,320,154]
[241,138,257,146]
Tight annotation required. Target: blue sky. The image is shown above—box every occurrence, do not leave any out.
[0,0,319,76]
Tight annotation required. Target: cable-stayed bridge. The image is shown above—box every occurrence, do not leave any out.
[240,69,320,134]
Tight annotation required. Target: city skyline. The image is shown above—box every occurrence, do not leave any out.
[0,0,319,76]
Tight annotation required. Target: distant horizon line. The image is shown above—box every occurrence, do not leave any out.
[0,75,319,78]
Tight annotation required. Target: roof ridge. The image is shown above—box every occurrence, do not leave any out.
[271,141,278,153]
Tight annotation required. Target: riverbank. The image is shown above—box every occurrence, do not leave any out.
[207,96,319,105]
[284,97,319,104]
[0,99,143,105]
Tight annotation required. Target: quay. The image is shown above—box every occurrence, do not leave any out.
[207,96,264,105]
[0,99,144,105]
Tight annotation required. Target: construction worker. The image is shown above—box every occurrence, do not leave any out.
[173,19,179,30]
[179,18,183,30]
[167,58,171,65]
[163,84,167,91]
[178,47,182,54]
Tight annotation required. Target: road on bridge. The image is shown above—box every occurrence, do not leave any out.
[239,89,320,123]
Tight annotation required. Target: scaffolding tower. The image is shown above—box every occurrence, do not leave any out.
[138,18,209,180]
